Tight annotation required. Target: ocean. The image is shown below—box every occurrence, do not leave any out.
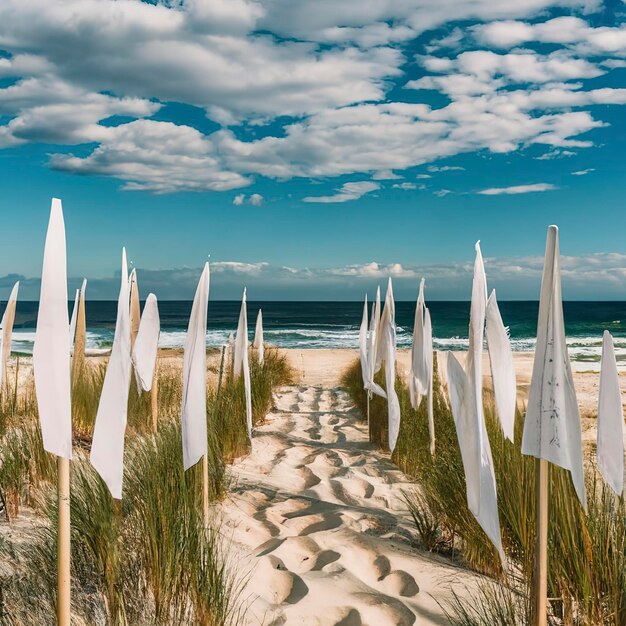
[4,300,626,368]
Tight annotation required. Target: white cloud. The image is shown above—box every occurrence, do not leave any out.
[233,194,245,205]
[475,17,626,56]
[392,182,417,190]
[478,182,558,194]
[372,169,402,180]
[249,193,264,205]
[428,165,465,172]
[303,181,380,203]
[435,189,453,197]
[571,168,594,175]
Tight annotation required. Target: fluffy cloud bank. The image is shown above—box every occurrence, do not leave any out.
[0,0,624,193]
[6,251,626,300]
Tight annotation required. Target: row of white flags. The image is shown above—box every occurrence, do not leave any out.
[32,199,264,499]
[359,226,625,558]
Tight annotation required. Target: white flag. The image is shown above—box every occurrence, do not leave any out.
[446,242,503,559]
[597,330,624,496]
[379,278,401,452]
[129,268,141,348]
[486,290,516,442]
[234,288,253,439]
[409,278,435,454]
[359,295,369,389]
[253,308,264,365]
[0,281,19,387]
[521,226,586,510]
[367,286,386,399]
[181,262,210,471]
[34,199,72,459]
[68,288,79,353]
[132,293,160,392]
[90,249,132,499]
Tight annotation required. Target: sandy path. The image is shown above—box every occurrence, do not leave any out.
[221,383,478,626]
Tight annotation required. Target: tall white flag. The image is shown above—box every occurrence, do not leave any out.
[521,226,586,510]
[0,281,19,388]
[234,288,253,439]
[379,278,401,452]
[132,293,160,392]
[253,308,264,365]
[447,242,503,559]
[90,249,132,499]
[596,330,624,496]
[366,287,386,399]
[34,199,72,459]
[359,295,369,389]
[181,263,210,470]
[69,288,79,353]
[485,290,516,442]
[409,278,435,455]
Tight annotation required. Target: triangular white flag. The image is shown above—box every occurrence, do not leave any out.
[132,293,160,392]
[253,308,264,365]
[409,278,435,454]
[379,278,401,452]
[447,242,503,559]
[0,281,19,387]
[234,288,253,439]
[359,295,369,389]
[367,286,386,399]
[597,330,624,496]
[68,288,80,353]
[90,248,132,499]
[181,262,210,471]
[486,290,516,442]
[521,226,586,510]
[34,199,72,459]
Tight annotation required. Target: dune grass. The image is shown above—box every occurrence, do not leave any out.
[0,346,292,625]
[342,356,626,625]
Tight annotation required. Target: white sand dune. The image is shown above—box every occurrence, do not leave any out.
[221,381,480,626]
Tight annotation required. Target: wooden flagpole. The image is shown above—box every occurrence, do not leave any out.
[533,457,549,626]
[151,358,159,433]
[57,455,71,626]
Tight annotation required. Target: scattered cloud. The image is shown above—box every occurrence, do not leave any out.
[372,169,402,180]
[434,189,453,197]
[478,182,558,195]
[7,249,626,300]
[392,182,417,190]
[571,168,595,175]
[428,165,465,172]
[233,194,245,205]
[303,181,380,203]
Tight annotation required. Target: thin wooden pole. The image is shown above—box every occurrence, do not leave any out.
[151,358,159,434]
[57,456,71,626]
[366,391,371,442]
[201,452,209,528]
[533,457,549,626]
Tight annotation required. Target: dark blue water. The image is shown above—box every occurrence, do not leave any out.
[4,300,626,363]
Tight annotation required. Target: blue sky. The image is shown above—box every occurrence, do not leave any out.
[1,0,626,299]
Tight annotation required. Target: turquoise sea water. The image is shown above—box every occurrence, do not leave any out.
[4,300,626,366]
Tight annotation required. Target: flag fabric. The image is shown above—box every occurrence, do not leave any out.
[378,278,401,452]
[181,262,210,471]
[485,290,516,442]
[0,281,19,387]
[71,278,87,372]
[253,308,264,365]
[366,286,386,399]
[359,295,369,389]
[234,288,253,439]
[90,249,132,499]
[68,287,79,353]
[34,198,72,459]
[521,226,586,510]
[132,293,160,392]
[129,268,141,348]
[409,278,435,455]
[446,242,504,559]
[596,330,624,496]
